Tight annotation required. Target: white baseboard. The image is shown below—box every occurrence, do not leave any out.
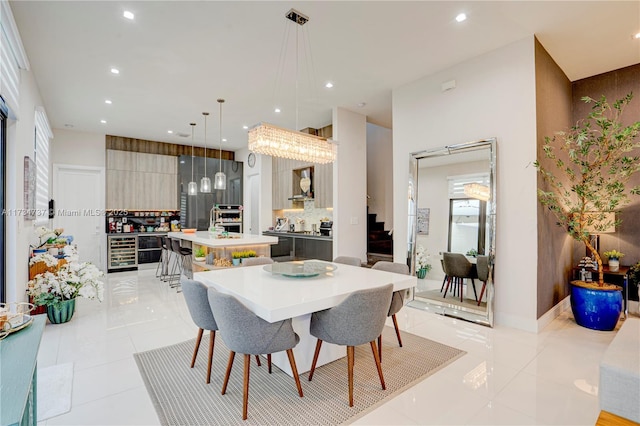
[536,296,571,332]
[494,296,571,333]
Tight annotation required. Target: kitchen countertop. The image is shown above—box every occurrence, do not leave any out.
[262,231,333,241]
[169,231,278,247]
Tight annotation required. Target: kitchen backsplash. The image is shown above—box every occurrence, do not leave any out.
[273,200,333,232]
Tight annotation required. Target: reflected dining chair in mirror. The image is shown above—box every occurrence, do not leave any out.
[207,288,303,420]
[442,253,477,303]
[476,255,489,306]
[370,261,409,361]
[308,284,393,407]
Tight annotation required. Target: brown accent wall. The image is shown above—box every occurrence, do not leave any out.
[535,38,573,318]
[572,64,640,280]
[106,134,235,160]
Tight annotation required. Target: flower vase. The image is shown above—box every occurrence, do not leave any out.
[416,268,427,279]
[232,258,240,266]
[608,259,620,272]
[46,298,76,324]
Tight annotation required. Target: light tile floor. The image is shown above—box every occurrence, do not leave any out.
[36,268,625,425]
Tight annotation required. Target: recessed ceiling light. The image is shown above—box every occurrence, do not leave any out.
[635,32,640,39]
[167,130,173,134]
[110,68,120,74]
[455,13,467,23]
[123,11,135,20]
[242,125,249,130]
[325,82,334,88]
[274,108,281,113]
[64,124,74,128]
[100,120,107,124]
[105,99,112,104]
[356,102,366,108]
[222,138,227,142]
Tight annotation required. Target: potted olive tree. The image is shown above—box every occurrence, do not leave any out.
[535,93,640,330]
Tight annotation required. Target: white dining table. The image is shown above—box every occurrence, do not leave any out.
[194,260,416,376]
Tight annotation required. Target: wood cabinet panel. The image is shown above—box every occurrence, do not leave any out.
[136,172,178,210]
[314,163,333,208]
[136,152,177,174]
[107,170,136,209]
[106,150,136,171]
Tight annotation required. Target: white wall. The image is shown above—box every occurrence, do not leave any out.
[5,68,47,302]
[393,37,540,331]
[238,148,272,234]
[51,128,105,167]
[366,123,393,227]
[333,107,367,262]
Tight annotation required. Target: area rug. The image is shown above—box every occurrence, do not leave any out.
[134,326,465,425]
[37,362,73,421]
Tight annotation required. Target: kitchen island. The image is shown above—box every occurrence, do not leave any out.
[168,231,278,271]
[262,231,332,262]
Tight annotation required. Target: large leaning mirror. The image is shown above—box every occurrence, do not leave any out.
[407,139,496,327]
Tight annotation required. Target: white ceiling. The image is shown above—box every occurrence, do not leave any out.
[10,1,640,151]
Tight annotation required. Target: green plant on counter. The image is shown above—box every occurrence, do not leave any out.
[232,250,257,259]
[465,249,478,257]
[603,250,624,261]
[194,247,207,258]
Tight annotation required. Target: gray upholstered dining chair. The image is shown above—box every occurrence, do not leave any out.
[442,252,477,303]
[308,284,393,407]
[181,279,219,384]
[242,257,274,266]
[476,255,489,306]
[207,288,303,420]
[333,256,362,267]
[370,261,409,361]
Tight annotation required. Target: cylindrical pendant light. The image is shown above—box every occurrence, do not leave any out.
[187,122,197,195]
[200,112,212,193]
[214,99,227,190]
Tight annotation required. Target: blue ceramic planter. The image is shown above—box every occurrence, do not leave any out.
[46,298,76,324]
[570,282,622,331]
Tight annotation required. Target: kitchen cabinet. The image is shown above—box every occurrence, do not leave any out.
[106,149,178,210]
[272,157,333,209]
[313,163,333,208]
[263,232,332,261]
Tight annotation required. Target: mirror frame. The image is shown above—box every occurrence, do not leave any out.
[407,138,496,327]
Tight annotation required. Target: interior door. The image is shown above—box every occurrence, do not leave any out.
[54,165,106,271]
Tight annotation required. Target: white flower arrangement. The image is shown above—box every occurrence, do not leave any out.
[29,253,60,267]
[416,245,432,272]
[27,260,104,308]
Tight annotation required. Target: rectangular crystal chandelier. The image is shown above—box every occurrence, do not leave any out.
[248,122,336,164]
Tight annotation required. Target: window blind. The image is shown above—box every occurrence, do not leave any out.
[34,108,52,224]
[0,0,29,116]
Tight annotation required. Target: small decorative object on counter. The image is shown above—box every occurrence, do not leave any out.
[0,302,35,340]
[465,248,478,257]
[415,245,432,279]
[194,247,207,262]
[603,250,624,272]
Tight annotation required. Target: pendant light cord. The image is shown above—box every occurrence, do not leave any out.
[203,112,208,177]
[218,99,224,172]
[190,123,196,181]
[295,24,299,131]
